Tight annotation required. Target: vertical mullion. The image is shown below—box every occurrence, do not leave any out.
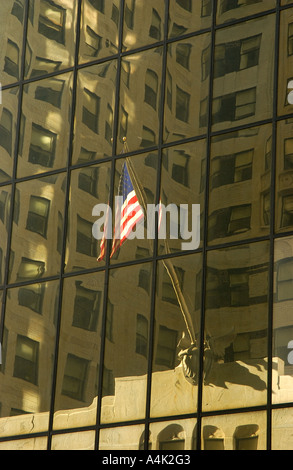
[94,0,126,451]
[267,0,281,451]
[46,0,82,450]
[0,0,29,372]
[196,0,217,451]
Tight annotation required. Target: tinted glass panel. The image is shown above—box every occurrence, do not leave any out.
[105,152,158,265]
[212,16,275,132]
[0,0,25,86]
[25,0,77,80]
[208,124,272,245]
[99,424,145,450]
[65,162,111,272]
[202,411,267,450]
[117,47,163,154]
[122,0,165,51]
[53,272,104,430]
[272,409,293,450]
[17,73,73,178]
[168,0,212,38]
[79,0,120,64]
[100,263,152,423]
[159,139,206,255]
[0,280,59,437]
[8,174,66,284]
[202,241,270,412]
[163,34,211,143]
[150,253,202,418]
[72,61,117,165]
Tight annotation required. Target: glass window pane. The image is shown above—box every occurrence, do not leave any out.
[122,0,166,52]
[212,16,275,132]
[149,418,197,450]
[53,272,104,430]
[159,139,206,255]
[202,411,267,450]
[51,431,95,450]
[8,174,66,284]
[99,424,145,450]
[0,281,59,437]
[24,0,77,80]
[164,34,211,144]
[150,253,202,418]
[0,0,25,86]
[202,241,270,412]
[168,0,212,38]
[65,162,111,273]
[79,0,120,63]
[117,47,163,154]
[72,61,117,165]
[272,409,293,450]
[17,72,73,178]
[104,152,158,265]
[208,124,272,245]
[100,263,152,424]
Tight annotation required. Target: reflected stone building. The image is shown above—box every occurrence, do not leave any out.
[1,0,293,451]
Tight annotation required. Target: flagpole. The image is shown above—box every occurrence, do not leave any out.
[122,140,196,346]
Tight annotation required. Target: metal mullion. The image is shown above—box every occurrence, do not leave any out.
[266,0,281,451]
[0,0,29,372]
[94,0,126,451]
[196,0,217,451]
[46,0,82,451]
[143,0,170,451]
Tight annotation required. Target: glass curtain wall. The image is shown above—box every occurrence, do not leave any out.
[0,0,293,451]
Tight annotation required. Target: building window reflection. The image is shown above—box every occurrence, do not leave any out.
[4,39,20,80]
[136,314,149,358]
[234,425,259,450]
[213,88,257,124]
[155,325,178,369]
[277,258,293,301]
[38,0,66,45]
[18,284,45,314]
[13,335,39,385]
[214,34,261,78]
[16,257,45,282]
[26,195,51,238]
[281,194,293,228]
[72,282,101,332]
[62,354,89,401]
[35,78,65,108]
[0,108,13,155]
[29,123,57,168]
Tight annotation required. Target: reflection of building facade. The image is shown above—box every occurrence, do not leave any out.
[1,0,293,451]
